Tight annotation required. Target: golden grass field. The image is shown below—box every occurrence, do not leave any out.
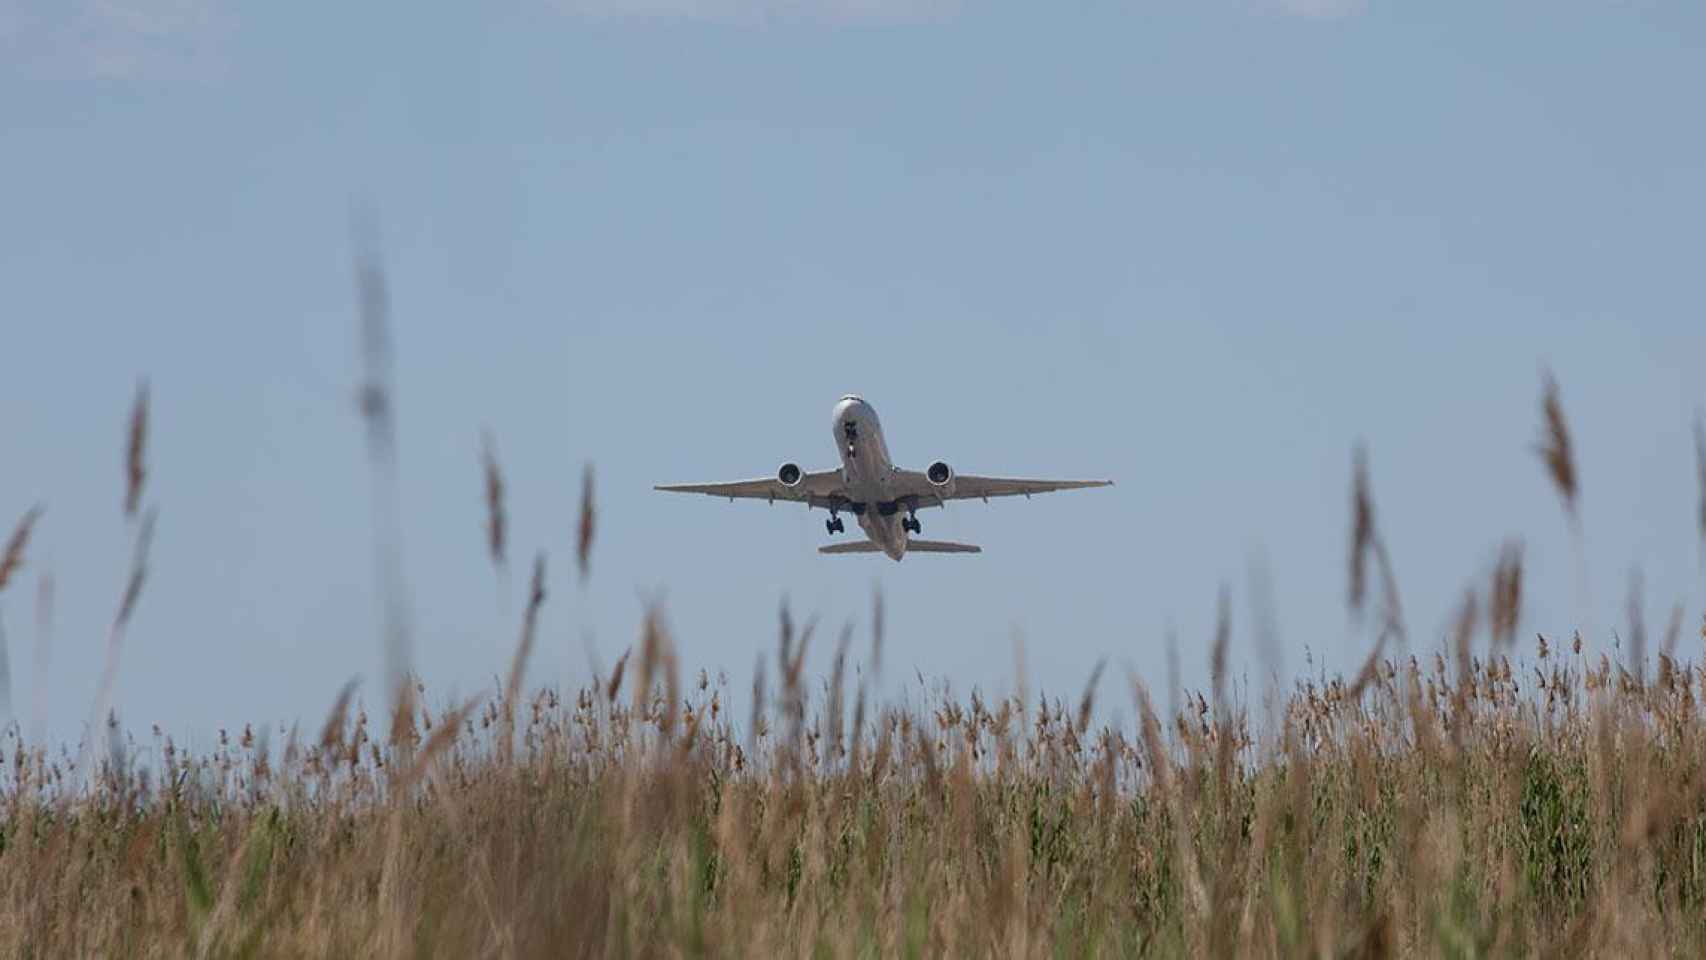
[3,259,1706,957]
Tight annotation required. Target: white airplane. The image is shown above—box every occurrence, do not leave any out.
[655,395,1113,560]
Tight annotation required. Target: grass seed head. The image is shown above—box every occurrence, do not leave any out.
[125,380,148,519]
[1490,539,1524,651]
[0,505,44,595]
[318,676,361,751]
[576,462,596,584]
[1349,444,1375,614]
[480,429,506,573]
[1077,657,1107,735]
[606,649,630,703]
[1536,369,1579,518]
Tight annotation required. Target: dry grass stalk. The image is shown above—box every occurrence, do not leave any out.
[76,506,156,792]
[350,223,415,755]
[1695,410,1706,551]
[480,429,506,575]
[1349,444,1375,615]
[354,229,395,459]
[0,505,43,594]
[502,553,548,763]
[576,463,595,585]
[827,624,852,761]
[1164,625,1180,727]
[115,508,156,630]
[1076,656,1106,735]
[1537,369,1579,520]
[1449,586,1478,748]
[1346,446,1409,650]
[870,582,885,676]
[1663,603,1685,661]
[318,676,362,751]
[124,380,148,519]
[397,695,482,792]
[1626,568,1647,686]
[1490,538,1524,652]
[29,570,54,746]
[605,649,629,703]
[747,650,766,756]
[1209,584,1230,709]
[1346,626,1389,701]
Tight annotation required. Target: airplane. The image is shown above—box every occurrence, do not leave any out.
[654,395,1113,561]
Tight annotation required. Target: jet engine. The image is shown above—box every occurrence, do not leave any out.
[925,460,955,497]
[777,462,804,487]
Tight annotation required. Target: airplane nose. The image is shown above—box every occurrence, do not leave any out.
[832,396,866,428]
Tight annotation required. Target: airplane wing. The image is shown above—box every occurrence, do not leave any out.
[654,468,848,509]
[891,471,1113,508]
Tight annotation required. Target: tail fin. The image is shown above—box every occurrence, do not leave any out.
[905,540,981,554]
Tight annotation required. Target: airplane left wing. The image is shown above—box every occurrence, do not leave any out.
[891,472,1113,507]
[654,468,847,508]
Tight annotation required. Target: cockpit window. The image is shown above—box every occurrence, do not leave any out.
[839,394,863,403]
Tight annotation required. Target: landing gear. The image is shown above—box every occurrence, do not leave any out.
[827,515,846,535]
[902,514,921,535]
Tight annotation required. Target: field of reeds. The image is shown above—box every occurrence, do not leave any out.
[3,253,1706,957]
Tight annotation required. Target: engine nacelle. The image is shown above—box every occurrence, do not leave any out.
[777,462,804,487]
[925,460,955,497]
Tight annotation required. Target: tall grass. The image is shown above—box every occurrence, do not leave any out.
[3,259,1705,956]
[8,603,1706,956]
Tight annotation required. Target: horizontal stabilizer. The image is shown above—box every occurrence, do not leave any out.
[817,540,982,555]
[906,540,982,554]
[818,542,883,555]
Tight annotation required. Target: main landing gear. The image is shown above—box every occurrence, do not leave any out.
[902,513,921,535]
[827,515,846,535]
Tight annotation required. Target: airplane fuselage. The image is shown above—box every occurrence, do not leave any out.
[831,396,911,560]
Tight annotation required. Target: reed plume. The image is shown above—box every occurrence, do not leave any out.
[124,380,148,519]
[1536,369,1579,522]
[0,505,43,595]
[480,429,507,575]
[576,462,595,584]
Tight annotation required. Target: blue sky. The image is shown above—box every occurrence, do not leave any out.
[2,0,1703,751]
